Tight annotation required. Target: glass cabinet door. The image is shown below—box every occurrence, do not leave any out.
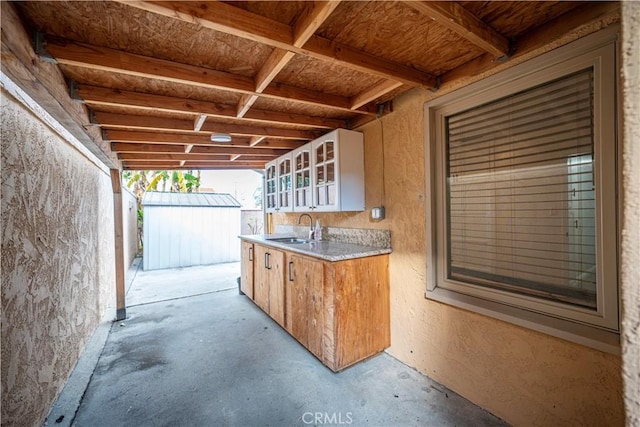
[313,139,337,211]
[293,148,312,210]
[278,157,292,212]
[265,162,278,212]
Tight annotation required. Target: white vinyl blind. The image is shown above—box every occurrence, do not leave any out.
[445,68,596,309]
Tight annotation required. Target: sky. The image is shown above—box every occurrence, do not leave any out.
[199,170,263,209]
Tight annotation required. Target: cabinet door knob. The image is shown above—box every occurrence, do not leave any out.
[288,261,294,282]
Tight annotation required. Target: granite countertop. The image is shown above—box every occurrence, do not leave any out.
[239,234,392,262]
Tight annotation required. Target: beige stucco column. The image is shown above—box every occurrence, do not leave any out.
[621,2,640,425]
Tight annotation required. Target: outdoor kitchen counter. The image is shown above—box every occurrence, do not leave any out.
[239,234,392,262]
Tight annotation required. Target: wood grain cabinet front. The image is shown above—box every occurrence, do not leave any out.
[253,243,285,327]
[240,241,254,299]
[240,239,390,372]
[286,254,325,360]
[286,252,390,371]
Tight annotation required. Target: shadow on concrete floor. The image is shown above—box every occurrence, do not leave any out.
[47,260,507,427]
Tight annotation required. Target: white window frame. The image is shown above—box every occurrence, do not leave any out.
[424,27,620,354]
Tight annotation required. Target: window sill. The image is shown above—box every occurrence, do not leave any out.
[425,287,620,355]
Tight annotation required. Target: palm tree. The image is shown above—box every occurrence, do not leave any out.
[123,169,202,254]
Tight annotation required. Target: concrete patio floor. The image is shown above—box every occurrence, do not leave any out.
[47,261,507,427]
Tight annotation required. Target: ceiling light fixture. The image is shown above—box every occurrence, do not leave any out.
[211,133,232,143]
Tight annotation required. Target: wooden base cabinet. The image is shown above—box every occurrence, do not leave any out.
[240,239,390,372]
[287,253,390,372]
[240,241,254,299]
[286,254,325,360]
[253,244,285,327]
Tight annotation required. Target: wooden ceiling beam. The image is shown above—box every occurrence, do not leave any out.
[190,145,287,156]
[236,50,294,118]
[120,153,231,161]
[111,142,187,153]
[119,153,273,162]
[45,35,255,91]
[107,130,305,149]
[108,131,251,146]
[118,1,436,88]
[440,2,620,87]
[123,162,266,170]
[230,155,273,162]
[76,84,346,129]
[350,80,403,110]
[193,114,207,131]
[43,35,376,115]
[249,136,266,147]
[185,161,267,168]
[94,111,317,140]
[113,142,287,156]
[123,161,182,169]
[404,1,510,58]
[292,1,342,47]
[236,1,341,118]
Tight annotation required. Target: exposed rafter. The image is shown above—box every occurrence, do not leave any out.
[236,1,341,118]
[94,112,318,140]
[8,0,618,172]
[116,1,436,88]
[43,35,377,115]
[119,153,275,162]
[111,142,187,153]
[112,142,288,156]
[439,1,620,86]
[75,85,347,129]
[350,80,403,110]
[123,161,267,170]
[404,1,510,58]
[106,131,306,150]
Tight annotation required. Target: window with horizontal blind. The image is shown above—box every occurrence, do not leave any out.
[447,68,596,309]
[425,29,619,352]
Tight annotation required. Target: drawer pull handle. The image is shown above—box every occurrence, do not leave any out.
[289,261,294,282]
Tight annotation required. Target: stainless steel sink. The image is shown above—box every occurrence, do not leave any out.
[266,237,313,244]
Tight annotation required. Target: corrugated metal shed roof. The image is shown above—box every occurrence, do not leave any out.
[142,192,242,208]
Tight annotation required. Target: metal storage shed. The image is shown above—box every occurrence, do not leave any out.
[142,192,242,271]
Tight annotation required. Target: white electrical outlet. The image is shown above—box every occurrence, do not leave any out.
[371,206,385,220]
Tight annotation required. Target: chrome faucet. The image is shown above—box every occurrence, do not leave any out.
[297,214,314,239]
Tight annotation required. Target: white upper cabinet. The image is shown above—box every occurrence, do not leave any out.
[285,128,364,213]
[264,160,278,213]
[265,154,293,213]
[292,144,313,211]
[277,154,293,213]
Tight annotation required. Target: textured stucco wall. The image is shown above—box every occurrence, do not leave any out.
[621,3,640,425]
[275,24,625,425]
[1,91,116,426]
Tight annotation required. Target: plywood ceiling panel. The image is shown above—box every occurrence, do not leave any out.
[276,55,384,97]
[460,1,584,39]
[16,1,273,77]
[8,0,614,170]
[318,1,485,74]
[224,1,307,26]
